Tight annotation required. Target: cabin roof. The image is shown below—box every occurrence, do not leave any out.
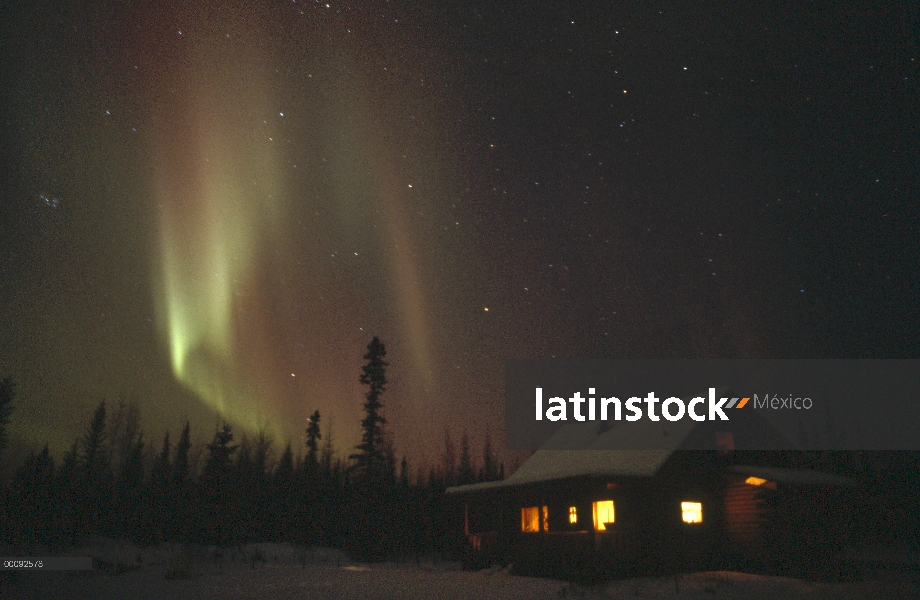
[446,456,856,495]
[447,417,698,495]
[447,396,852,495]
[446,449,675,494]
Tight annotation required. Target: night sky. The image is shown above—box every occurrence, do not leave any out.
[1,2,917,465]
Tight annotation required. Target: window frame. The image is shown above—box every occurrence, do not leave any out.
[681,501,703,524]
[592,499,615,531]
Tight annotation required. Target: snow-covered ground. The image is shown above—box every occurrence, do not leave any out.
[3,541,918,599]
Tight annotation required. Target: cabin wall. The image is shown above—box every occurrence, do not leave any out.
[459,472,723,576]
[722,473,858,576]
[724,478,765,551]
[454,461,856,579]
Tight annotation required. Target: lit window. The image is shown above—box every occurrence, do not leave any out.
[681,501,703,524]
[743,476,776,489]
[521,507,539,532]
[569,506,578,524]
[593,500,615,531]
[542,506,549,531]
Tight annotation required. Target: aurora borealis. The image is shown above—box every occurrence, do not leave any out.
[144,2,460,453]
[151,18,285,428]
[1,2,916,466]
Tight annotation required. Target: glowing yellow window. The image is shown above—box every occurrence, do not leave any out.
[744,476,776,489]
[592,500,615,531]
[542,506,549,532]
[521,506,539,532]
[569,506,578,524]
[681,501,703,524]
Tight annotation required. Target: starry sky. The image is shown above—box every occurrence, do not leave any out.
[1,1,917,465]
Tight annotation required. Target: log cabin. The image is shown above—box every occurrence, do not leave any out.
[447,402,855,579]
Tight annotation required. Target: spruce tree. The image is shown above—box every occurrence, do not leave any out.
[149,432,171,543]
[253,427,273,482]
[0,377,15,459]
[116,432,145,540]
[273,443,295,542]
[441,427,456,487]
[482,433,498,482]
[458,431,475,485]
[276,443,294,480]
[8,444,54,545]
[173,422,191,485]
[78,401,112,536]
[202,423,239,544]
[166,422,192,542]
[347,337,392,560]
[80,400,109,476]
[204,423,238,479]
[120,433,145,494]
[350,337,388,485]
[320,417,335,480]
[400,456,409,488]
[151,432,171,487]
[305,410,321,470]
[109,398,142,481]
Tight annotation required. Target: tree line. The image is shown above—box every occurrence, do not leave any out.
[0,338,505,560]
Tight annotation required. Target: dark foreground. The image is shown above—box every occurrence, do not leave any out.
[2,543,917,600]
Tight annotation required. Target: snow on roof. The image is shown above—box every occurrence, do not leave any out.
[447,417,699,494]
[445,449,673,495]
[448,389,847,495]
